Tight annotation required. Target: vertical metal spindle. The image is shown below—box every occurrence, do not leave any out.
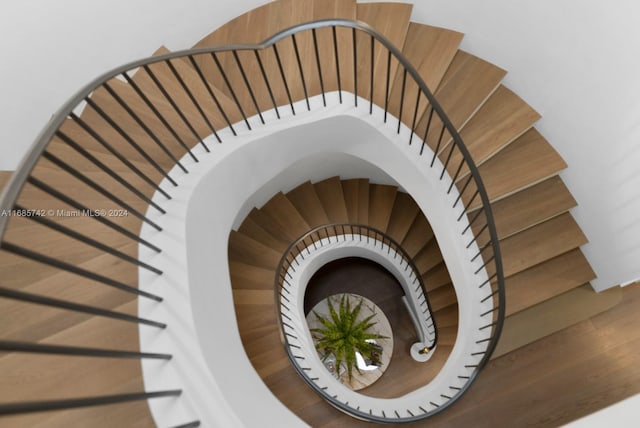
[291,34,310,111]
[272,44,296,114]
[102,81,195,165]
[369,35,374,114]
[69,112,174,192]
[232,50,265,123]
[332,26,342,103]
[352,28,358,107]
[384,51,391,122]
[55,130,166,212]
[83,96,185,179]
[142,64,209,152]
[397,68,408,133]
[420,106,435,156]
[166,59,221,143]
[409,90,421,145]
[253,50,281,118]
[311,29,326,107]
[188,55,237,135]
[123,72,200,161]
[430,124,447,167]
[211,52,252,129]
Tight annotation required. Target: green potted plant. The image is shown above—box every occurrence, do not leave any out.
[311,294,388,382]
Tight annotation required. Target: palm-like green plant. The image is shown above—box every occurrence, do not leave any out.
[311,294,387,382]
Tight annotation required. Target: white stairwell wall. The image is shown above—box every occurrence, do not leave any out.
[1,0,639,290]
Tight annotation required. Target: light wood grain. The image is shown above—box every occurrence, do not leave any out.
[355,2,413,107]
[439,85,541,179]
[314,176,350,223]
[286,181,330,228]
[367,183,397,231]
[385,191,420,243]
[387,23,462,126]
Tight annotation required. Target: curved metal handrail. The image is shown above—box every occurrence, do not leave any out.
[274,222,438,347]
[0,18,504,423]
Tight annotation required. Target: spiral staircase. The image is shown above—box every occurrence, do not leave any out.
[0,0,608,426]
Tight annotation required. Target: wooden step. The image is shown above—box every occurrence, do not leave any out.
[314,177,349,223]
[413,238,444,275]
[388,23,463,126]
[428,282,457,312]
[228,230,282,270]
[494,284,622,358]
[229,261,276,291]
[238,212,290,253]
[504,249,596,316]
[416,50,506,144]
[192,0,317,112]
[129,47,219,145]
[438,85,541,177]
[433,302,458,328]
[367,183,397,231]
[356,2,413,107]
[259,192,310,242]
[0,242,139,343]
[385,191,420,244]
[341,178,369,224]
[422,261,453,292]
[461,128,568,209]
[0,300,144,413]
[484,176,577,240]
[496,212,589,279]
[57,110,169,181]
[311,0,357,95]
[82,80,198,167]
[285,181,330,228]
[400,211,434,257]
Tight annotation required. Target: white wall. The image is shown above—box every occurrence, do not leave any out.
[1,0,639,289]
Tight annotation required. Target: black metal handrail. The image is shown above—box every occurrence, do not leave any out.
[274,223,438,347]
[0,18,504,424]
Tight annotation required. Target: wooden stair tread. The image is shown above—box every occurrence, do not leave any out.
[433,302,458,328]
[286,181,330,228]
[314,177,349,223]
[229,261,276,291]
[463,128,568,207]
[341,178,369,224]
[504,249,596,316]
[388,23,463,126]
[192,0,316,111]
[356,2,413,107]
[228,230,282,270]
[497,212,589,278]
[259,192,311,242]
[130,47,216,144]
[422,261,453,292]
[367,183,397,232]
[487,176,577,240]
[494,284,622,358]
[440,85,541,177]
[80,78,197,166]
[0,300,143,404]
[413,239,444,275]
[400,211,434,257]
[417,50,506,142]
[428,283,457,312]
[311,0,357,94]
[238,213,290,253]
[386,191,420,244]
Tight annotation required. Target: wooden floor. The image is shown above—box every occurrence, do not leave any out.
[293,282,640,427]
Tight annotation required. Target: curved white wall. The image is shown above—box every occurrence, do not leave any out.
[2,1,638,286]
